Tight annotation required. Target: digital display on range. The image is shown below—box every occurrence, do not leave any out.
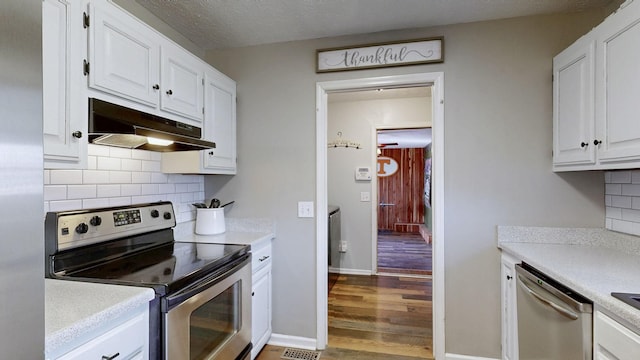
[113,209,141,226]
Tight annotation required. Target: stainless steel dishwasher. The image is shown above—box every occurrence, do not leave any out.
[515,263,593,360]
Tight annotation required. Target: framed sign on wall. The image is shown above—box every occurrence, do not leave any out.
[316,37,443,73]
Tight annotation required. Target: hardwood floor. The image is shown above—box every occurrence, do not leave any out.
[255,274,433,360]
[377,232,432,276]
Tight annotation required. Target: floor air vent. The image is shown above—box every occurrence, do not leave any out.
[281,348,322,360]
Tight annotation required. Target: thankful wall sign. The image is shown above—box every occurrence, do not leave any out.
[316,37,444,73]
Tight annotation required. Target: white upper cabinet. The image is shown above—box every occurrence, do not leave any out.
[554,0,640,171]
[88,0,160,108]
[203,70,237,173]
[161,70,237,174]
[160,44,205,123]
[595,0,640,164]
[87,0,204,128]
[43,0,87,169]
[552,34,596,168]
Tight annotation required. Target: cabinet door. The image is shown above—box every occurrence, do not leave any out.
[552,35,596,167]
[43,0,86,169]
[89,0,160,107]
[251,265,272,360]
[160,44,204,124]
[594,310,640,360]
[501,253,519,360]
[203,71,237,173]
[56,312,148,360]
[595,0,640,163]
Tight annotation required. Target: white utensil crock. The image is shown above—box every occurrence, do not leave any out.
[195,208,225,235]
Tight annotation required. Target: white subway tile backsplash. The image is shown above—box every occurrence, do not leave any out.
[142,160,161,172]
[132,172,151,184]
[88,144,110,156]
[622,208,640,223]
[109,147,132,159]
[142,184,159,195]
[611,195,632,209]
[97,184,121,198]
[83,198,111,209]
[50,170,83,184]
[109,171,132,184]
[606,206,622,220]
[67,185,97,199]
[49,200,83,212]
[632,170,640,184]
[44,145,205,223]
[83,170,110,184]
[121,159,142,171]
[97,156,121,170]
[610,170,632,183]
[605,195,612,207]
[44,185,67,201]
[622,184,640,196]
[121,184,142,196]
[605,183,622,195]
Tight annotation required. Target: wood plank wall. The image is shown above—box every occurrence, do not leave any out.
[377,148,425,233]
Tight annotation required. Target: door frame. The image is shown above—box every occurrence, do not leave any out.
[315,72,445,359]
[373,126,431,275]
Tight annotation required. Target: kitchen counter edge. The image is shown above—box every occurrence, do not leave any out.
[498,226,640,331]
[45,279,155,357]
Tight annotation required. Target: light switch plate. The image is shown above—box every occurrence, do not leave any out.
[298,201,314,218]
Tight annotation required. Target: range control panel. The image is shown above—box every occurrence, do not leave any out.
[49,202,176,251]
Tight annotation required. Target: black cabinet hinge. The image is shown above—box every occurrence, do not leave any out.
[83,60,90,76]
[83,12,90,28]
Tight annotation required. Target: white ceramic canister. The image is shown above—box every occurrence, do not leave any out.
[195,208,226,235]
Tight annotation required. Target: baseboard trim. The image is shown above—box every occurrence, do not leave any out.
[445,353,499,360]
[328,267,372,276]
[267,333,317,350]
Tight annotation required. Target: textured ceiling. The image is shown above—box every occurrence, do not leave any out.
[134,0,615,50]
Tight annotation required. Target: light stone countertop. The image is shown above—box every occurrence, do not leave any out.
[498,226,640,330]
[45,279,154,357]
[174,217,276,248]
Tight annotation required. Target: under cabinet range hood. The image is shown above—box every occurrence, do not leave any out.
[88,98,216,152]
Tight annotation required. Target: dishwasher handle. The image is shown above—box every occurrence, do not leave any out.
[517,275,579,320]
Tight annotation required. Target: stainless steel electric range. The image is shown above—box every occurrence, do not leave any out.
[45,202,252,360]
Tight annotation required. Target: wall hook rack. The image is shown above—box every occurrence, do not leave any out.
[327,131,361,149]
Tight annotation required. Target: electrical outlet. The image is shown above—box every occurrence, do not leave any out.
[339,240,347,253]
[297,201,314,218]
[360,191,371,202]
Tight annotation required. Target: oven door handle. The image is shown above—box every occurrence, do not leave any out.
[163,256,249,311]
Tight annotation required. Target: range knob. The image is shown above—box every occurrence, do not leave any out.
[150,209,160,218]
[163,212,172,220]
[75,223,89,234]
[90,216,102,226]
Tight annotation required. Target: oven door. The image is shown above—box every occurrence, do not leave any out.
[164,257,252,360]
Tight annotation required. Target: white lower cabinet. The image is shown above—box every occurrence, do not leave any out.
[501,252,519,360]
[594,310,640,360]
[251,239,273,359]
[53,310,149,360]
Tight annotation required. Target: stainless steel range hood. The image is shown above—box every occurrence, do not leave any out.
[88,98,216,152]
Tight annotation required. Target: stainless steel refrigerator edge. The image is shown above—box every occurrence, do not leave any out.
[0,0,45,358]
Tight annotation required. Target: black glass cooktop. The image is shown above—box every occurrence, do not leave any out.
[59,241,248,295]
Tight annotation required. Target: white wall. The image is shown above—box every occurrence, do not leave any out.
[45,144,205,223]
[328,95,431,272]
[204,10,609,357]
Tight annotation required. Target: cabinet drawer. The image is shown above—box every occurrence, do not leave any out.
[595,311,640,359]
[252,244,272,273]
[57,312,148,360]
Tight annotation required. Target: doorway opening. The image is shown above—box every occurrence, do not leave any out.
[316,72,445,359]
[376,128,433,277]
